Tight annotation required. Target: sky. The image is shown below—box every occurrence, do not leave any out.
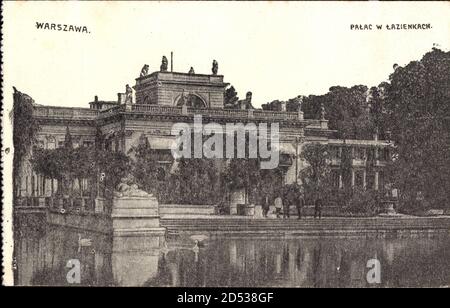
[3,1,450,109]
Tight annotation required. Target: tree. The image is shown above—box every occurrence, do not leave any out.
[170,157,220,204]
[382,48,450,210]
[262,100,284,111]
[318,85,374,139]
[343,187,382,215]
[257,167,284,203]
[263,85,379,140]
[222,157,260,204]
[221,131,277,204]
[299,143,333,202]
[64,126,73,149]
[369,83,389,139]
[281,183,302,207]
[224,85,239,108]
[95,150,132,194]
[132,138,158,190]
[131,137,173,201]
[13,88,41,198]
[32,145,131,198]
[166,131,221,204]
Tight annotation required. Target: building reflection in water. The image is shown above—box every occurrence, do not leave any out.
[112,249,160,286]
[14,224,450,287]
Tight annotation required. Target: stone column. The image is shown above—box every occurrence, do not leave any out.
[374,171,379,190]
[169,263,179,287]
[351,169,355,187]
[289,250,296,280]
[339,173,343,189]
[275,254,282,274]
[229,242,237,266]
[363,170,367,189]
[37,175,42,196]
[45,177,52,197]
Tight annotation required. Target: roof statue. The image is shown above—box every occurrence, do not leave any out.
[125,84,133,104]
[212,60,218,75]
[160,56,168,72]
[140,64,149,77]
[237,91,254,110]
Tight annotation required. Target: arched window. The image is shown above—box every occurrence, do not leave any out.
[176,93,206,109]
[143,95,156,105]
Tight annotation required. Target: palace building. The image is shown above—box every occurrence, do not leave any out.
[15,57,391,200]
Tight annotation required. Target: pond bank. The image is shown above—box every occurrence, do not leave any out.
[161,216,450,238]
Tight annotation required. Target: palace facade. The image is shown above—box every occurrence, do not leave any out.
[15,58,391,199]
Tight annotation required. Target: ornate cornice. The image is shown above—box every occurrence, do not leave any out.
[35,117,96,126]
[34,108,324,132]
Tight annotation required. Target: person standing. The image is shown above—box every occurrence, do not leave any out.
[262,194,270,218]
[314,197,323,219]
[296,193,305,219]
[274,196,283,218]
[283,195,290,219]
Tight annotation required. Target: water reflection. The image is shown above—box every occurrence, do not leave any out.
[14,225,450,287]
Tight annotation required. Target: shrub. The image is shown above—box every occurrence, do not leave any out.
[343,188,383,215]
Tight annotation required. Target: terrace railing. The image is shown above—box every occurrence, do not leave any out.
[127,104,307,122]
[33,106,99,120]
[16,196,108,215]
[34,104,323,126]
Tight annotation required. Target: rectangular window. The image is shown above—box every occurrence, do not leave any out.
[379,171,385,190]
[115,139,120,152]
[367,148,374,161]
[367,171,375,190]
[332,170,340,187]
[355,170,364,188]
[330,146,341,159]
[383,148,390,161]
[358,148,366,160]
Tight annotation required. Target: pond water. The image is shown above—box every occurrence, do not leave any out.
[14,225,450,287]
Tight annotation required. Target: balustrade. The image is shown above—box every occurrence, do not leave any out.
[34,103,307,122]
[33,106,99,119]
[18,195,103,215]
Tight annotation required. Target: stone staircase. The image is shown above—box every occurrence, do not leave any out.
[161,216,450,237]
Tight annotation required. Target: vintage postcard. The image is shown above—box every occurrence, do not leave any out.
[2,1,450,291]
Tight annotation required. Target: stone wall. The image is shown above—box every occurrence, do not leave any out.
[159,204,217,216]
[134,71,228,108]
